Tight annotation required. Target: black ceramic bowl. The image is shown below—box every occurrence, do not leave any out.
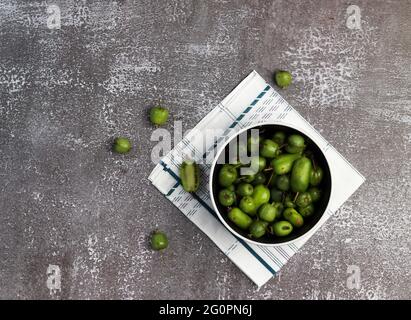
[209,122,332,246]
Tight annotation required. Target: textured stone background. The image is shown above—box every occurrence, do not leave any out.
[0,0,410,299]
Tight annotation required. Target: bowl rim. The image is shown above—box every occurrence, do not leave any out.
[209,120,334,247]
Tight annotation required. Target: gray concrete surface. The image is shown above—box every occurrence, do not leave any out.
[0,0,410,300]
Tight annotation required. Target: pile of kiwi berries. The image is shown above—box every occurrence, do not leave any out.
[215,127,327,241]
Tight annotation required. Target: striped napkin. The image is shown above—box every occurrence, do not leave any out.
[148,70,365,287]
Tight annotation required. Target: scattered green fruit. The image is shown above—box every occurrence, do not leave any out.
[180,160,200,192]
[113,137,132,154]
[275,70,292,88]
[151,231,169,251]
[150,106,169,125]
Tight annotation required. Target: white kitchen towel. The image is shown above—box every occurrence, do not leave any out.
[148,70,365,287]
